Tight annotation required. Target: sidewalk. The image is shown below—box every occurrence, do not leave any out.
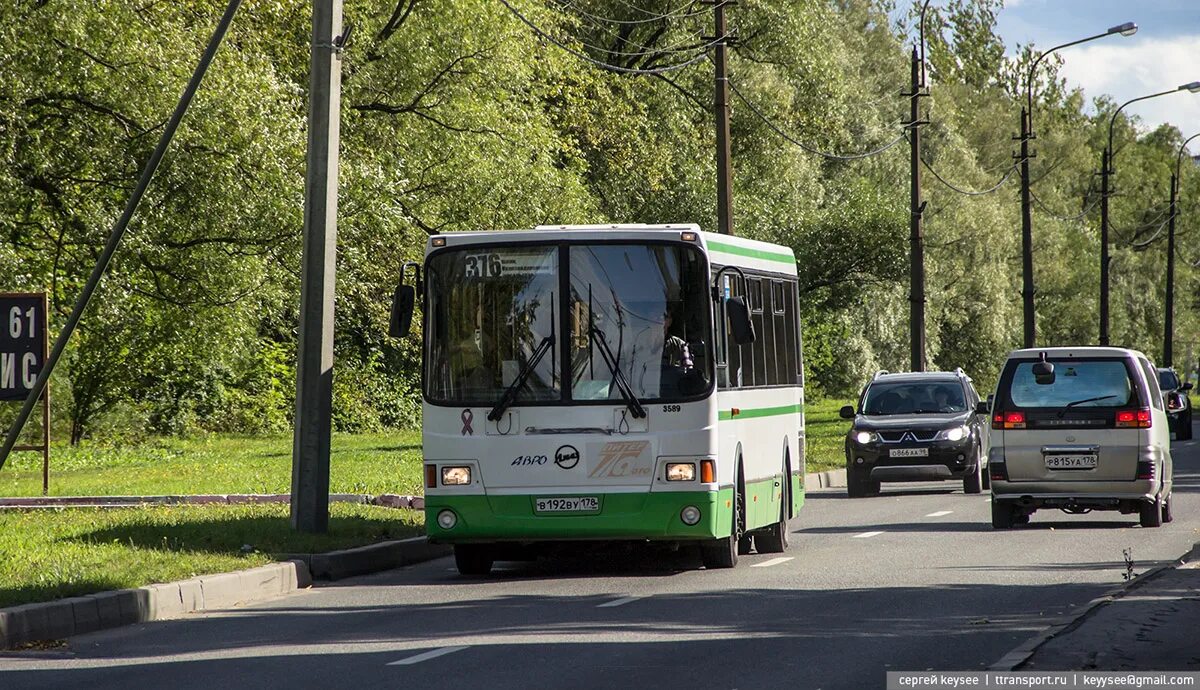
[1015,545,1200,671]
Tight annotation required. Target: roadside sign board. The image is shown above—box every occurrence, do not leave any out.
[1,293,47,401]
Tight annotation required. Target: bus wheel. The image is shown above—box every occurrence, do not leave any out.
[454,544,494,576]
[755,472,790,554]
[700,490,741,569]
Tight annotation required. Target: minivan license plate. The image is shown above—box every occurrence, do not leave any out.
[1045,454,1098,470]
[890,448,929,458]
[535,496,600,514]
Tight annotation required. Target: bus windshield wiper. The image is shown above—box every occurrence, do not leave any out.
[487,334,555,422]
[588,322,647,419]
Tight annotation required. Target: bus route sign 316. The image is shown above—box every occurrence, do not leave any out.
[0,293,47,401]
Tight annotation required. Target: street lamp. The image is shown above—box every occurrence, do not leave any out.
[1163,131,1200,366]
[1099,81,1200,346]
[1018,22,1136,348]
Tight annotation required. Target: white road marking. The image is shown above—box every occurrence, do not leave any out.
[387,646,468,666]
[751,557,794,568]
[597,596,643,608]
[925,510,953,517]
[853,531,884,539]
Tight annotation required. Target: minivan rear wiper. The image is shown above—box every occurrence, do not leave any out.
[1058,394,1118,417]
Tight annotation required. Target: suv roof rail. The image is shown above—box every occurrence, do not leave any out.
[954,367,969,379]
[872,369,889,379]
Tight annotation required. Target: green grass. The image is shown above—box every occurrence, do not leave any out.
[0,503,422,609]
[806,398,854,474]
[0,431,424,498]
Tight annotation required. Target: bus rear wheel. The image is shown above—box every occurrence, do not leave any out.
[454,544,494,576]
[755,472,790,554]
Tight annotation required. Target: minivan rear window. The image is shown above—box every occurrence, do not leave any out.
[1007,359,1133,408]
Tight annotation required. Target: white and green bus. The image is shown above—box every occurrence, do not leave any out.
[390,224,806,574]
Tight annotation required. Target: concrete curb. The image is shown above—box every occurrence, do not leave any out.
[0,493,425,511]
[286,536,453,581]
[989,540,1200,671]
[804,468,847,491]
[0,534,451,650]
[0,560,309,651]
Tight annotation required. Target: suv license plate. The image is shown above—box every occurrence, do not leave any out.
[1045,454,1098,470]
[890,448,929,458]
[535,496,600,514]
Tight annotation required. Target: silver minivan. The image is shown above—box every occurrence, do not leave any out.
[987,347,1173,529]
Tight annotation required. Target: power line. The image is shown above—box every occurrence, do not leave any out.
[728,79,904,161]
[914,144,1017,196]
[1029,186,1100,222]
[555,0,708,25]
[496,0,714,74]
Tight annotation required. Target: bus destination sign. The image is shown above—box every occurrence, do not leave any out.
[0,293,48,401]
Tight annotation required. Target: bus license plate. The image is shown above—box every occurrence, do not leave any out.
[890,448,929,458]
[535,496,600,514]
[1045,454,1097,470]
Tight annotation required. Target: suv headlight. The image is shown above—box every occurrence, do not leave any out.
[935,424,970,442]
[854,430,877,445]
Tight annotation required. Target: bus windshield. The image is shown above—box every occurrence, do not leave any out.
[424,242,712,405]
[569,244,712,401]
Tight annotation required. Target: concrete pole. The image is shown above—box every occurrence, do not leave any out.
[291,0,343,533]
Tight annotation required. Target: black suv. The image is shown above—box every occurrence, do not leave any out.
[840,369,989,498]
[1158,367,1193,440]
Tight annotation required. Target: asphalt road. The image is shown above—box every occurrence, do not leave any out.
[3,429,1199,689]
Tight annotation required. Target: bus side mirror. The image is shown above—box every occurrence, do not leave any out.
[389,284,416,338]
[389,261,422,338]
[726,296,755,345]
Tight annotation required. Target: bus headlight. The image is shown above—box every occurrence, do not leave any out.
[441,466,472,486]
[666,462,696,481]
[680,506,702,525]
[437,510,458,529]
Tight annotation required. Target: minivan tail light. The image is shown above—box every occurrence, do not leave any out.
[1116,408,1151,428]
[1136,460,1155,480]
[992,411,1025,430]
[989,462,1008,482]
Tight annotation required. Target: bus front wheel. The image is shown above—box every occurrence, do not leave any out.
[700,490,742,569]
[454,544,494,576]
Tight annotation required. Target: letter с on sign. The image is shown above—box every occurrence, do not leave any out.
[0,293,47,401]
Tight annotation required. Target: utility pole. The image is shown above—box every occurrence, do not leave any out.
[905,46,928,372]
[1165,171,1177,366]
[712,0,734,236]
[291,0,343,533]
[1099,148,1111,346]
[1018,107,1036,348]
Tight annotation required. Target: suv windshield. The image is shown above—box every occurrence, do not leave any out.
[862,380,966,415]
[1158,369,1180,392]
[1007,359,1133,408]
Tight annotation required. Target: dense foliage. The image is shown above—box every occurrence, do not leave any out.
[1,0,1196,440]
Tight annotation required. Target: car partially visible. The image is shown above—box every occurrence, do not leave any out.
[1157,367,1193,440]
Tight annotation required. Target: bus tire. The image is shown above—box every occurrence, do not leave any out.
[701,489,741,569]
[454,544,494,576]
[755,470,790,554]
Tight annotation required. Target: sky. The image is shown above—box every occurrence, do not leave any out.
[994,0,1200,145]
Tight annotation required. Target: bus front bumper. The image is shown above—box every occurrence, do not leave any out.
[424,489,734,543]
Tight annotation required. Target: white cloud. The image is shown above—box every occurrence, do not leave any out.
[1056,36,1200,145]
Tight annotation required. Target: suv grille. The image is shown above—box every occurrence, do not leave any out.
[879,429,938,443]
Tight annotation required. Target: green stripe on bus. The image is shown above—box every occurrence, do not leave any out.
[718,403,805,420]
[706,239,796,265]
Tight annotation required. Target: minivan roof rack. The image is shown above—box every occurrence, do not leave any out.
[872,370,889,379]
